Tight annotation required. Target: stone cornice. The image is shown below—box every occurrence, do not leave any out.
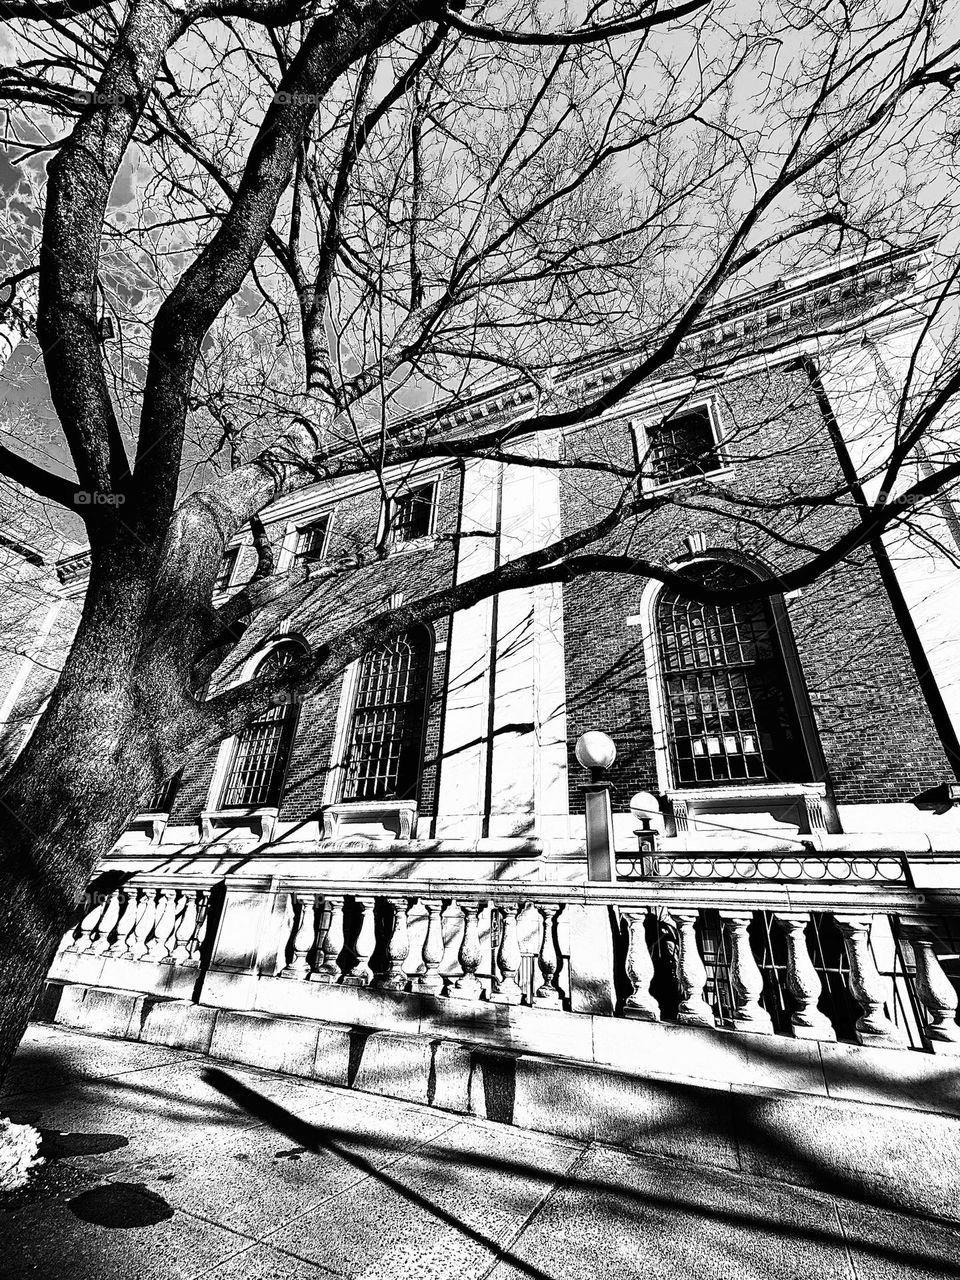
[52,243,932,586]
[393,243,929,438]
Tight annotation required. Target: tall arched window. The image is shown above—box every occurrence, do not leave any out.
[221,641,302,808]
[342,628,431,802]
[656,563,808,786]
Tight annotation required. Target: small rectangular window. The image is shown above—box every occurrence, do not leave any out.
[389,482,435,545]
[646,405,722,486]
[214,546,240,593]
[294,514,331,564]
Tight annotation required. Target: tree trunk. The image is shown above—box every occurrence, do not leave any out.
[0,560,187,1086]
[0,669,163,1085]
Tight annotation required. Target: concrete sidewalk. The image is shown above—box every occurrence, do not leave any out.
[1,1025,960,1280]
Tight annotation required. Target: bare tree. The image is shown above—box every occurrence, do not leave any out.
[0,0,959,1080]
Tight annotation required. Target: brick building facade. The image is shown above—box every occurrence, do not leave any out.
[4,244,960,877]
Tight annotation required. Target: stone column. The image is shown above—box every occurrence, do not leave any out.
[376,897,412,990]
[489,902,524,1005]
[835,914,907,1048]
[145,891,177,960]
[668,909,714,1027]
[721,912,774,1034]
[901,924,960,1053]
[775,912,836,1041]
[342,895,377,986]
[280,894,316,980]
[450,900,486,1000]
[621,908,660,1022]
[413,899,446,995]
[90,889,122,956]
[107,890,140,958]
[532,903,564,1009]
[169,891,201,966]
[311,895,345,983]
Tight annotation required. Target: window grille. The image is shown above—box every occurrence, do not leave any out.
[389,483,434,545]
[342,629,430,801]
[646,406,721,485]
[294,514,331,564]
[221,643,301,808]
[656,563,806,786]
[214,546,240,592]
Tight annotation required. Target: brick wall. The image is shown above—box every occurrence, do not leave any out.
[559,363,953,810]
[169,466,461,825]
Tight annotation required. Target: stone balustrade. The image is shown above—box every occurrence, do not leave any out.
[61,881,211,969]
[53,872,960,1056]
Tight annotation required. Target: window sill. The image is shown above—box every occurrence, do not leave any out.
[322,800,418,843]
[125,811,169,845]
[200,806,279,843]
[643,465,735,498]
[664,783,831,837]
[386,535,437,558]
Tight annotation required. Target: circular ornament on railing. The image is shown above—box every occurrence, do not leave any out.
[827,858,851,879]
[780,858,804,879]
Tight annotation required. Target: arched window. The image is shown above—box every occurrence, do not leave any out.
[342,628,431,802]
[656,563,808,786]
[221,642,302,808]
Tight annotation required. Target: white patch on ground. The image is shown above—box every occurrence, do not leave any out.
[0,1116,43,1191]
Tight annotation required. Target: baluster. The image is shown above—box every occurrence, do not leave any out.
[127,889,158,960]
[311,895,345,982]
[489,902,524,1005]
[413,899,446,995]
[449,900,485,1000]
[280,894,317,980]
[90,889,123,956]
[621,908,660,1021]
[668,909,714,1027]
[375,897,412,990]
[834,914,907,1048]
[721,912,773,1034]
[106,889,139,958]
[532,903,564,1009]
[167,890,199,965]
[145,890,177,960]
[342,895,377,986]
[69,893,108,953]
[775,913,836,1041]
[188,891,209,964]
[901,924,960,1052]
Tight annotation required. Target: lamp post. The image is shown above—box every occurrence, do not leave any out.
[575,732,617,881]
[630,790,662,876]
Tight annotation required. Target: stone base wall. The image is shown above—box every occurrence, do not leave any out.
[32,978,960,1222]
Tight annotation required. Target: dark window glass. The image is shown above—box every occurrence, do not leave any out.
[656,563,807,786]
[221,643,301,808]
[389,483,434,544]
[295,515,331,563]
[149,773,180,812]
[647,406,721,485]
[214,546,240,592]
[342,629,430,801]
